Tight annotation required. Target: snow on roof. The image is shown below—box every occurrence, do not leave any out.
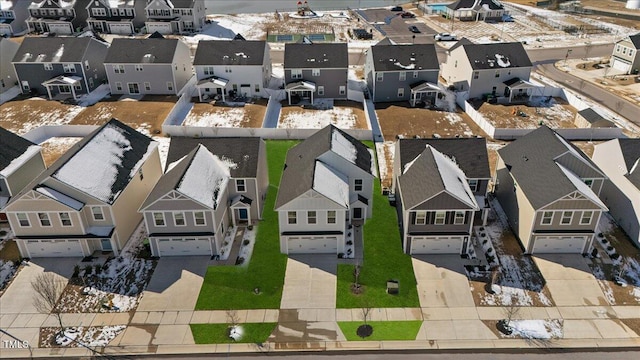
[330,128,357,165]
[52,44,64,63]
[553,132,599,171]
[495,54,510,67]
[35,186,84,211]
[431,145,479,209]
[176,145,230,210]
[0,1,12,10]
[393,61,416,70]
[0,145,41,177]
[403,154,420,174]
[313,161,349,207]
[556,163,608,210]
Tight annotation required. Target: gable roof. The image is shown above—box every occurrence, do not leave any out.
[284,43,348,69]
[147,0,196,8]
[104,38,179,64]
[0,126,40,177]
[625,33,640,49]
[275,125,372,209]
[448,37,474,53]
[399,145,479,210]
[498,126,606,210]
[618,139,640,188]
[12,37,95,63]
[456,42,532,70]
[448,0,504,10]
[370,44,439,72]
[193,40,267,66]
[577,108,617,128]
[165,137,262,177]
[398,138,490,179]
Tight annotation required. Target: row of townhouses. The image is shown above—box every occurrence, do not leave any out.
[2,122,639,259]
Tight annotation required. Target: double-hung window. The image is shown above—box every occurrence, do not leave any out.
[291,69,302,79]
[415,211,426,225]
[194,211,206,226]
[454,211,465,225]
[580,211,593,225]
[59,212,72,226]
[435,211,446,225]
[541,211,553,225]
[38,213,51,227]
[307,211,317,224]
[327,211,336,224]
[288,211,297,224]
[153,212,165,226]
[561,211,573,225]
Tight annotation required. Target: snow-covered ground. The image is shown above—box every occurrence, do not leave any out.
[53,325,126,347]
[503,319,563,340]
[375,141,394,190]
[279,102,360,129]
[238,226,257,267]
[183,107,247,127]
[0,260,17,292]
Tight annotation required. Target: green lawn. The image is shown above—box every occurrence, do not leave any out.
[336,180,420,308]
[195,141,297,310]
[338,321,422,341]
[190,323,277,344]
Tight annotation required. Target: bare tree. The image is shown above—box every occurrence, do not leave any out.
[360,299,372,325]
[502,294,522,332]
[31,273,66,331]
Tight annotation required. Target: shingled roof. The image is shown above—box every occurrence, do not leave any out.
[12,37,94,63]
[618,139,640,188]
[0,127,39,177]
[104,38,180,64]
[370,44,439,72]
[284,43,348,69]
[193,40,267,66]
[456,42,532,70]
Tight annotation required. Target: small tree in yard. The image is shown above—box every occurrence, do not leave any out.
[498,294,521,335]
[356,298,373,339]
[31,273,66,332]
[351,263,363,294]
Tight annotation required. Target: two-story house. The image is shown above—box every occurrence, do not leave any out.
[144,0,205,35]
[592,139,640,248]
[0,0,31,36]
[445,0,506,22]
[495,126,608,254]
[610,33,640,75]
[193,40,272,102]
[284,42,348,105]
[0,38,19,96]
[393,138,490,254]
[26,0,89,35]
[85,0,147,34]
[12,36,109,99]
[104,36,192,96]
[3,119,162,258]
[441,40,535,101]
[365,43,441,105]
[275,125,375,255]
[0,127,46,222]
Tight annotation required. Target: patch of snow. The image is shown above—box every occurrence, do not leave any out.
[279,106,358,129]
[393,61,415,70]
[508,320,563,340]
[153,136,171,170]
[177,145,230,210]
[55,325,126,347]
[0,145,41,177]
[219,226,237,261]
[590,265,616,304]
[229,325,243,341]
[313,161,349,207]
[0,260,16,291]
[184,107,246,127]
[76,84,111,107]
[375,142,394,188]
[495,54,510,68]
[237,226,257,266]
[331,128,358,164]
[444,112,463,124]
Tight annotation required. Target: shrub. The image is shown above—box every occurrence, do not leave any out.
[94,264,102,275]
[607,246,614,252]
[72,265,80,278]
[84,265,93,276]
[235,257,245,265]
[243,239,250,246]
[338,253,344,259]
[0,230,7,236]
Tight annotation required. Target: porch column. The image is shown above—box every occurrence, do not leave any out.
[482,208,489,226]
[310,90,314,105]
[71,85,77,100]
[45,85,52,100]
[198,88,203,102]
[288,91,292,105]
[231,208,236,227]
[221,88,226,102]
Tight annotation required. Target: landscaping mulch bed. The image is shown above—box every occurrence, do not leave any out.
[39,325,126,348]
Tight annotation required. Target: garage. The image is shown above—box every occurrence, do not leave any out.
[287,236,338,254]
[531,236,587,254]
[410,236,463,254]
[109,23,134,35]
[156,238,212,257]
[25,239,84,258]
[611,59,631,74]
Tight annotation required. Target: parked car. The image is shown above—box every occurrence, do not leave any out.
[390,6,403,11]
[501,14,514,22]
[434,32,457,41]
[400,11,415,18]
[408,25,421,33]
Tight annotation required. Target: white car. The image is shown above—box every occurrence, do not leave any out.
[434,33,457,41]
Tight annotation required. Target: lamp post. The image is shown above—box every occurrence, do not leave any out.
[564,49,572,65]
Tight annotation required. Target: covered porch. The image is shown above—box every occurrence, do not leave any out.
[410,80,443,107]
[503,78,540,103]
[196,76,229,102]
[285,81,316,105]
[230,195,253,226]
[42,75,82,100]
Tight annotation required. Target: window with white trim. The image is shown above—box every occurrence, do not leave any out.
[541,211,553,225]
[167,82,173,91]
[307,211,317,224]
[194,211,206,226]
[115,82,122,91]
[59,212,72,227]
[144,82,151,91]
[17,213,30,227]
[91,7,106,16]
[153,212,165,226]
[288,211,297,224]
[174,212,185,226]
[339,85,346,95]
[236,179,246,192]
[63,63,76,73]
[415,211,426,225]
[44,63,53,71]
[580,211,593,225]
[91,206,104,220]
[312,68,320,76]
[354,179,363,191]
[327,210,336,224]
[435,211,446,225]
[135,64,144,72]
[38,213,51,227]
[473,71,479,79]
[399,71,406,81]
[114,64,125,74]
[561,211,573,225]
[291,69,302,79]
[454,211,465,225]
[397,87,404,97]
[413,71,418,78]
[203,66,214,76]
[468,179,478,192]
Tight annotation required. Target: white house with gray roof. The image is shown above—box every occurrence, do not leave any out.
[445,0,506,22]
[85,0,147,34]
[275,125,374,255]
[393,138,490,254]
[104,36,192,95]
[3,119,162,258]
[193,39,272,102]
[592,139,640,247]
[610,33,640,75]
[144,0,205,34]
[495,126,608,254]
[441,40,535,101]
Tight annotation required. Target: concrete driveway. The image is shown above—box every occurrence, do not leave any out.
[280,255,336,309]
[137,257,210,312]
[412,255,476,308]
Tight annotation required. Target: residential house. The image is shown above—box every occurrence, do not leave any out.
[12,36,109,99]
[193,39,272,102]
[3,119,162,258]
[275,125,375,255]
[495,126,608,254]
[144,0,206,35]
[610,33,640,75]
[85,0,147,34]
[445,0,506,22]
[592,139,640,247]
[104,37,192,95]
[574,108,617,129]
[0,38,19,95]
[441,40,535,101]
[392,138,490,254]
[0,0,31,36]
[0,127,46,222]
[26,0,90,35]
[284,42,348,105]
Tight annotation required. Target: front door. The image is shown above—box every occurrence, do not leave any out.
[353,207,363,220]
[101,238,112,251]
[238,208,248,220]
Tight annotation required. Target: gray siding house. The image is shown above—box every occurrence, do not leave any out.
[193,39,272,102]
[3,119,163,258]
[495,126,608,254]
[393,138,490,254]
[104,37,192,96]
[610,33,640,75]
[26,0,89,35]
[0,127,46,222]
[0,0,31,36]
[445,0,506,22]
[145,0,206,34]
[12,36,109,99]
[0,38,19,95]
[365,43,441,105]
[85,0,147,34]
[275,125,375,255]
[592,139,640,248]
[284,42,348,105]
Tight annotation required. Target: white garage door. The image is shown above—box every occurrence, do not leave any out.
[411,236,463,254]
[146,23,172,35]
[612,59,631,73]
[287,236,337,254]
[531,236,587,254]
[25,239,84,258]
[157,238,211,256]
[109,23,133,34]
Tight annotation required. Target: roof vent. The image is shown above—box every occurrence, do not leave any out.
[522,155,528,161]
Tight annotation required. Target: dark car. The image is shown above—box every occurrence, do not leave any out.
[408,25,420,33]
[400,11,415,18]
[390,6,403,11]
